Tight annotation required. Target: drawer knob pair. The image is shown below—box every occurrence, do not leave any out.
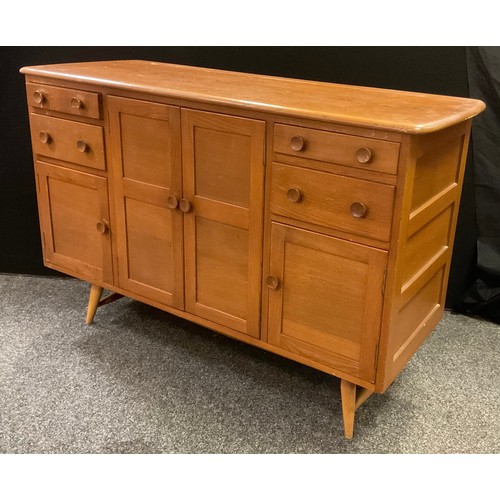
[288,187,367,218]
[39,134,89,154]
[167,196,192,213]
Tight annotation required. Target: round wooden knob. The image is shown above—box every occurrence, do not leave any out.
[266,275,280,290]
[356,147,373,164]
[179,199,192,213]
[71,97,83,109]
[76,140,88,153]
[96,221,109,234]
[39,131,51,144]
[350,202,368,218]
[290,135,305,152]
[167,195,179,209]
[33,90,45,104]
[287,188,302,203]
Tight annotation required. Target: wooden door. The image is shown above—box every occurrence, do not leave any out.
[267,223,387,381]
[108,97,184,309]
[181,110,265,337]
[35,161,113,284]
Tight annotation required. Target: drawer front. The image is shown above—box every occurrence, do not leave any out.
[270,163,395,241]
[30,114,106,170]
[26,82,101,119]
[274,124,400,175]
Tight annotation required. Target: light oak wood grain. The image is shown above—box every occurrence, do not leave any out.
[21,60,484,133]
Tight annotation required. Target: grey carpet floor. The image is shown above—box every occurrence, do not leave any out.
[1,274,499,453]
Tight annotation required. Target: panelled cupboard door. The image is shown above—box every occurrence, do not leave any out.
[35,161,113,284]
[181,109,265,338]
[108,97,184,309]
[267,223,387,381]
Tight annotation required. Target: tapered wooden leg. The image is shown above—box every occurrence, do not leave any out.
[86,284,104,325]
[341,379,356,439]
[340,379,374,439]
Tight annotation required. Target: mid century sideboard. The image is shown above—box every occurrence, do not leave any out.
[20,60,485,438]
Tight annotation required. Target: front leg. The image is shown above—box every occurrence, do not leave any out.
[86,284,104,325]
[340,379,374,439]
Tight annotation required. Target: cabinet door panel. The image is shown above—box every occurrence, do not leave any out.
[124,197,176,293]
[267,223,387,381]
[182,110,265,337]
[195,218,249,332]
[109,97,184,309]
[35,161,112,283]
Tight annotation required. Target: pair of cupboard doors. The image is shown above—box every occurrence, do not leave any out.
[108,98,265,338]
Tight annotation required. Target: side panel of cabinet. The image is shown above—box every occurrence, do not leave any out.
[181,109,265,338]
[108,97,184,309]
[267,223,387,381]
[35,160,113,284]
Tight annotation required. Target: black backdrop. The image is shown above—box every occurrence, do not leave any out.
[0,47,476,309]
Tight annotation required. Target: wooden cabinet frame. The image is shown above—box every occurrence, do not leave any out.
[21,61,485,439]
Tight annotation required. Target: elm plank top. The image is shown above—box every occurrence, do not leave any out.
[20,60,485,134]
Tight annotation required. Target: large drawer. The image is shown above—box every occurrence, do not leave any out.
[274,124,400,175]
[26,82,101,119]
[270,163,395,242]
[30,114,106,171]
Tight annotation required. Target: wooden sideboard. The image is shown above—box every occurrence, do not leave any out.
[20,61,485,438]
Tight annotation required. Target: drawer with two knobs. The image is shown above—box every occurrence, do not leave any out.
[26,82,101,119]
[274,124,400,175]
[270,162,395,242]
[29,113,106,171]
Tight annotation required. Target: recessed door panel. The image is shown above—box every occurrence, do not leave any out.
[196,217,249,327]
[194,127,251,208]
[125,197,175,293]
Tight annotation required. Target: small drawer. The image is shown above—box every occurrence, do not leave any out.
[270,163,395,241]
[30,114,106,171]
[26,82,101,119]
[274,124,400,175]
